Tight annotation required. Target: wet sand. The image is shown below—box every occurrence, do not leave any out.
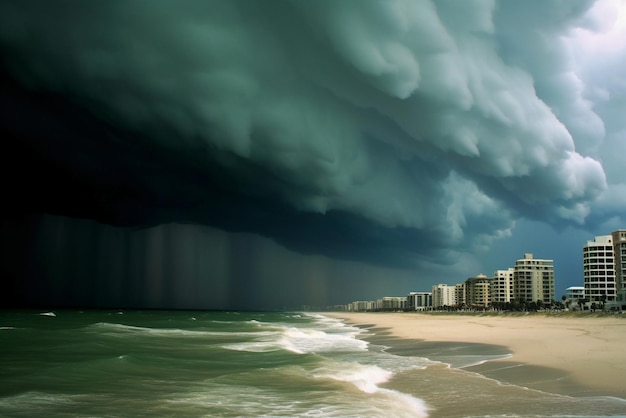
[325,312,626,399]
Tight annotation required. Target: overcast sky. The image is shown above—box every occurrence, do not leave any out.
[1,0,625,309]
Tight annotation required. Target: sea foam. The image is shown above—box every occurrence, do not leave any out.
[222,323,367,354]
[312,361,430,417]
[277,326,368,354]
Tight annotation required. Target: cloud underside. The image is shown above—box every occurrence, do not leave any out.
[0,0,616,268]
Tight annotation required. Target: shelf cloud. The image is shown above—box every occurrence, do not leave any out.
[1,0,624,308]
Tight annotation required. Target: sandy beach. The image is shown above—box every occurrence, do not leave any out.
[326,312,626,399]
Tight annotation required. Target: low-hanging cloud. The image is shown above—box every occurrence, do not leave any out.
[0,0,615,269]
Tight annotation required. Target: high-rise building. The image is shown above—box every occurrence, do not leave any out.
[431,284,456,308]
[407,292,432,311]
[377,296,407,311]
[349,301,375,312]
[491,268,514,303]
[455,283,466,306]
[513,253,555,303]
[465,274,491,308]
[612,230,626,307]
[583,235,615,302]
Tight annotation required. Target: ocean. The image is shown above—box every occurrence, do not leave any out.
[0,310,624,418]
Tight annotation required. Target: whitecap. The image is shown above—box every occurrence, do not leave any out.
[277,326,368,354]
[221,341,281,353]
[312,362,431,417]
[313,362,392,393]
[89,322,277,339]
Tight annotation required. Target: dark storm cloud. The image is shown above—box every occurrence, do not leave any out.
[0,0,613,269]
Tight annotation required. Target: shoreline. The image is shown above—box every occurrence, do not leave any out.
[324,312,626,399]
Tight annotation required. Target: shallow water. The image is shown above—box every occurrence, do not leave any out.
[0,310,624,417]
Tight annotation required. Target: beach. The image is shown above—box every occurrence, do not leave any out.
[326,312,626,400]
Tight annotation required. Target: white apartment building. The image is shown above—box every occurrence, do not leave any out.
[513,253,555,303]
[431,284,456,308]
[565,286,584,301]
[612,230,626,308]
[583,235,616,302]
[491,268,514,303]
[407,292,432,311]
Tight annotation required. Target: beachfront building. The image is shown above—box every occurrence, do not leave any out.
[563,286,585,310]
[377,296,407,311]
[455,283,466,306]
[407,292,432,311]
[431,284,456,309]
[583,235,616,303]
[349,300,375,312]
[491,268,514,303]
[513,253,555,303]
[612,230,626,309]
[565,286,585,301]
[465,274,491,308]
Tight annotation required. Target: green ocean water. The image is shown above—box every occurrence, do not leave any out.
[0,310,624,417]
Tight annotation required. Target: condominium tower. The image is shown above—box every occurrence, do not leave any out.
[491,268,514,303]
[613,230,626,306]
[431,284,456,308]
[513,253,555,303]
[583,235,615,302]
[455,283,466,306]
[407,292,433,311]
[376,296,407,311]
[465,274,491,308]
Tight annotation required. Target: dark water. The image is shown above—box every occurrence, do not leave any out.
[0,310,624,417]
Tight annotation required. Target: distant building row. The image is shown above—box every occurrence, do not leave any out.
[431,252,555,309]
[347,253,555,311]
[345,230,626,312]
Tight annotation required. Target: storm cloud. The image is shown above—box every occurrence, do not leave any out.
[1,0,624,308]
